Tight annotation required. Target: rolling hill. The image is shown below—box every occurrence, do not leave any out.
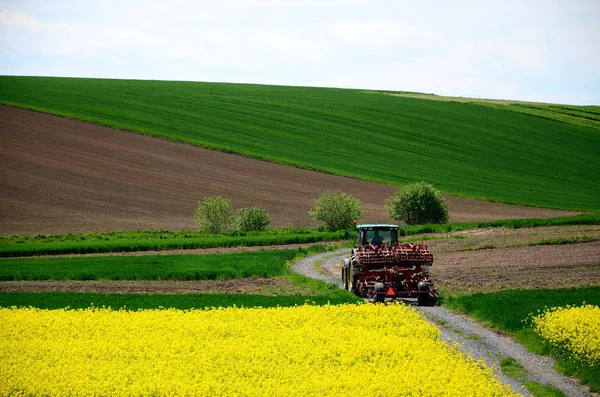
[1,105,580,235]
[1,76,598,213]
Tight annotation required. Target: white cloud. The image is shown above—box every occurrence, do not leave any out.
[0,0,599,104]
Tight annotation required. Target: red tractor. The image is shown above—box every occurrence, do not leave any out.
[342,224,438,305]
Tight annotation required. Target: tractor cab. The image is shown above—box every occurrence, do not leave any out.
[357,224,399,246]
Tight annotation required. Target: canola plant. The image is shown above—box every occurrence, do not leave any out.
[531,304,600,366]
[1,303,519,396]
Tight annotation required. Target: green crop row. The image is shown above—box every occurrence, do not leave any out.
[0,229,347,257]
[443,287,600,392]
[1,76,598,211]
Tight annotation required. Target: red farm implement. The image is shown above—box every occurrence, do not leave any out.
[341,224,439,305]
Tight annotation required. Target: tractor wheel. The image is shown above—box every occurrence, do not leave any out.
[417,282,430,306]
[341,266,348,290]
[374,282,386,303]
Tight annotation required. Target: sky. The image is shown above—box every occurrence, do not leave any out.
[1,0,599,105]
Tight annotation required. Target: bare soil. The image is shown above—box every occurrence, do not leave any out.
[427,225,600,252]
[0,105,580,236]
[420,226,600,293]
[433,240,600,294]
[0,278,312,295]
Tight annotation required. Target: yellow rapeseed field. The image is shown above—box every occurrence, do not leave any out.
[1,303,519,396]
[531,304,600,366]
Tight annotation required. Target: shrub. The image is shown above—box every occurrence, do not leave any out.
[193,196,236,234]
[309,191,363,231]
[237,207,272,232]
[385,182,449,225]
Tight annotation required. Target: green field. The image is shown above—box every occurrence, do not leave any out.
[1,76,599,211]
[0,250,302,281]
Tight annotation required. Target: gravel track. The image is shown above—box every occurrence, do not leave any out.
[292,249,594,397]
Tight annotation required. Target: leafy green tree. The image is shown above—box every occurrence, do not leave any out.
[237,206,272,232]
[385,182,449,225]
[194,196,236,234]
[309,191,363,231]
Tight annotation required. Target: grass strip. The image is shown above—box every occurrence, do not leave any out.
[0,291,362,310]
[443,287,600,392]
[473,102,600,131]
[500,357,565,397]
[0,229,346,257]
[401,213,600,236]
[453,235,599,253]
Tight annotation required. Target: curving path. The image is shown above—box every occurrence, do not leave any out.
[292,249,593,397]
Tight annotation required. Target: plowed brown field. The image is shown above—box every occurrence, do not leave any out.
[0,105,581,236]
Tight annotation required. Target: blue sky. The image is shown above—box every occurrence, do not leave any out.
[1,0,599,105]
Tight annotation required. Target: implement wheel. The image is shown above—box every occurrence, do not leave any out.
[374,282,386,303]
[417,282,431,306]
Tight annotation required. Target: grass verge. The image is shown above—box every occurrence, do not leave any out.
[0,290,362,310]
[443,287,600,393]
[500,357,565,397]
[453,235,599,253]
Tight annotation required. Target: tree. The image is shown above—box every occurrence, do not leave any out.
[193,196,236,234]
[237,206,272,232]
[385,182,449,225]
[309,191,363,231]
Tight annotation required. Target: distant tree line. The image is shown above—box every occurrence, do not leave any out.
[194,182,448,234]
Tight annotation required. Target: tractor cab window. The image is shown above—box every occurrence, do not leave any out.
[361,228,398,245]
